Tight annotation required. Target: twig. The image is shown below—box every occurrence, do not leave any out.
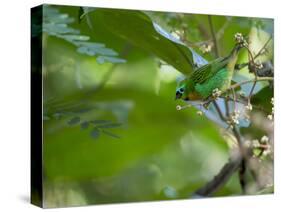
[232,126,247,194]
[208,15,220,57]
[216,17,233,40]
[224,97,230,117]
[254,36,272,60]
[231,87,237,112]
[227,77,273,91]
[91,64,117,93]
[235,36,273,70]
[219,96,269,113]
[239,158,247,194]
[213,100,226,121]
[212,98,247,193]
[247,80,257,105]
[194,155,242,196]
[191,17,233,48]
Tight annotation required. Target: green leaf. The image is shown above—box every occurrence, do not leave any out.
[91,120,112,124]
[80,121,89,129]
[68,116,81,125]
[43,88,230,195]
[90,128,100,139]
[102,130,120,139]
[43,5,126,64]
[61,34,90,42]
[96,56,127,64]
[97,123,122,129]
[82,9,208,75]
[251,86,273,112]
[163,186,178,199]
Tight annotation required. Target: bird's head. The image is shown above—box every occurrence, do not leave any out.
[175,79,193,100]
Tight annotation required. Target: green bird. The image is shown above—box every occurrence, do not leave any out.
[175,44,242,101]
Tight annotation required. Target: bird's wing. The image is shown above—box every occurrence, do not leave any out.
[190,57,228,84]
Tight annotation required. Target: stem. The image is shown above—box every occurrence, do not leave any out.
[212,92,249,194]
[235,36,272,70]
[92,64,117,93]
[247,80,257,105]
[194,155,242,196]
[231,87,237,112]
[220,96,269,113]
[228,77,273,91]
[224,97,230,117]
[254,36,272,60]
[213,100,226,121]
[208,15,219,57]
[232,125,247,194]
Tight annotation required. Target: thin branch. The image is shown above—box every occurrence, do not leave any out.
[219,96,269,113]
[213,101,226,121]
[231,87,237,112]
[216,17,233,40]
[247,80,257,104]
[235,36,273,70]
[232,126,247,191]
[194,155,242,196]
[224,97,230,118]
[208,15,219,57]
[228,77,273,91]
[239,158,247,194]
[254,36,272,60]
[91,64,117,93]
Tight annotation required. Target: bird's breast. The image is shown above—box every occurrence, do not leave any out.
[187,92,202,100]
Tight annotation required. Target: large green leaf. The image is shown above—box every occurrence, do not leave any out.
[81,8,208,76]
[43,88,228,181]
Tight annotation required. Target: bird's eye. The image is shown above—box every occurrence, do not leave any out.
[179,88,184,92]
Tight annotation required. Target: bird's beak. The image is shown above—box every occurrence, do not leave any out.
[175,92,182,100]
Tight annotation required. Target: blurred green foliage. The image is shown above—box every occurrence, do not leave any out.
[39,5,273,207]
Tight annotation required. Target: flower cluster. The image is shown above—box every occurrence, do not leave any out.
[227,110,240,128]
[255,61,263,70]
[245,103,253,111]
[244,135,272,158]
[234,33,247,47]
[212,88,222,99]
[196,110,203,116]
[200,43,212,53]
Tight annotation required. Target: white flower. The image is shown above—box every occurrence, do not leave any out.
[255,61,263,70]
[197,111,203,116]
[200,43,212,53]
[234,33,243,43]
[260,135,269,144]
[176,105,182,111]
[227,110,240,126]
[263,149,271,156]
[267,114,273,120]
[245,103,253,111]
[212,88,222,99]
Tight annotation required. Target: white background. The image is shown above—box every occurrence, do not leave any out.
[0,0,279,211]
